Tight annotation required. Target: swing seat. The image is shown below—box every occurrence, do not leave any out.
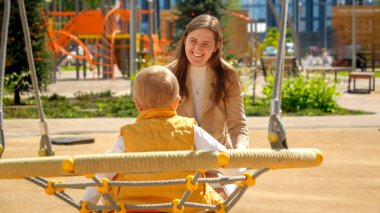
[0,149,323,213]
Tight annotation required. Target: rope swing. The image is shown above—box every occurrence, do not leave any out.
[0,149,323,212]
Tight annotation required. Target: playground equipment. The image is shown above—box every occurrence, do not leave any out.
[0,0,323,212]
[0,149,322,212]
[47,1,172,80]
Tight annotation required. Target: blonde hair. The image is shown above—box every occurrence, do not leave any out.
[134,66,179,110]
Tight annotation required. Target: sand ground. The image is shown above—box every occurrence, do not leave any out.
[0,127,379,213]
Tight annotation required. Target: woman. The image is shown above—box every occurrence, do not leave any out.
[167,14,249,149]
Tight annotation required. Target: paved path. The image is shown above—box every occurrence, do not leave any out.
[23,70,380,137]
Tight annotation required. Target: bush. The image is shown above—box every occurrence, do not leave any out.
[262,74,340,113]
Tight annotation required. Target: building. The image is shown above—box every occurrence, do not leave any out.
[241,0,378,55]
[137,0,379,57]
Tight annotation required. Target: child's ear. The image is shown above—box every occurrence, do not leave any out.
[170,97,180,110]
[134,99,143,112]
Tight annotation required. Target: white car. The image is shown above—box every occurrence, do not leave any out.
[263,46,277,56]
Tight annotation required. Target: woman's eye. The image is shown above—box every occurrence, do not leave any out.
[202,43,210,48]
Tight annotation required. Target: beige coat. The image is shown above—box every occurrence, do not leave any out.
[167,61,249,149]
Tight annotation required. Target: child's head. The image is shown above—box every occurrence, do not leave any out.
[133,66,180,111]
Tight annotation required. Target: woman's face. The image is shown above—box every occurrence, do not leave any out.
[184,28,218,67]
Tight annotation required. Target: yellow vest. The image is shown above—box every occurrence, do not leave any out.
[109,108,223,212]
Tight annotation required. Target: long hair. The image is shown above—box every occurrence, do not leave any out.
[172,14,234,104]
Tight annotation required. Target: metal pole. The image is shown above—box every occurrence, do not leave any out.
[148,0,154,59]
[82,0,86,79]
[324,0,327,49]
[298,2,302,33]
[75,0,80,79]
[130,0,137,95]
[271,0,289,115]
[267,0,302,66]
[352,0,356,72]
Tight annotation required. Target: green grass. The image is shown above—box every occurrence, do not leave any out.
[3,92,370,119]
[4,91,139,119]
[335,70,380,78]
[59,65,85,72]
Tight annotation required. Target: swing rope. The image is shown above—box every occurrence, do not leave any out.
[0,0,10,158]
[268,0,290,150]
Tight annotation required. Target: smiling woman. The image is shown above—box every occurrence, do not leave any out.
[185,28,217,67]
[167,14,249,150]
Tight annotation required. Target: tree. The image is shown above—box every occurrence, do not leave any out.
[173,0,228,45]
[54,0,103,11]
[172,0,241,59]
[0,0,51,104]
[259,27,293,55]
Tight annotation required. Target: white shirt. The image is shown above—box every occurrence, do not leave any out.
[81,125,230,204]
[189,65,208,125]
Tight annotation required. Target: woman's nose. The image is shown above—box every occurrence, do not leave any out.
[194,43,203,51]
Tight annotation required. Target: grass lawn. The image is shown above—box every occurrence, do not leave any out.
[3,92,369,119]
[335,70,380,78]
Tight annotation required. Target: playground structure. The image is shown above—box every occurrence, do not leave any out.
[47,1,171,80]
[0,0,325,212]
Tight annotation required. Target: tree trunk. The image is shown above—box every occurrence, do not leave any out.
[14,89,21,105]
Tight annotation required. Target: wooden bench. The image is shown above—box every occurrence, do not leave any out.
[304,66,350,81]
[348,72,375,93]
[260,57,299,80]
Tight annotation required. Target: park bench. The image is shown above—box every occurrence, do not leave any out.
[348,72,375,93]
[260,56,299,80]
[303,66,350,82]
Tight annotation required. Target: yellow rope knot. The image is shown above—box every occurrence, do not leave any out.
[185,175,198,192]
[45,180,57,195]
[79,201,92,213]
[315,149,324,165]
[172,199,184,213]
[268,131,280,144]
[217,152,229,167]
[45,180,65,195]
[62,157,74,173]
[97,178,110,194]
[216,202,226,213]
[236,172,255,187]
[38,148,48,157]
